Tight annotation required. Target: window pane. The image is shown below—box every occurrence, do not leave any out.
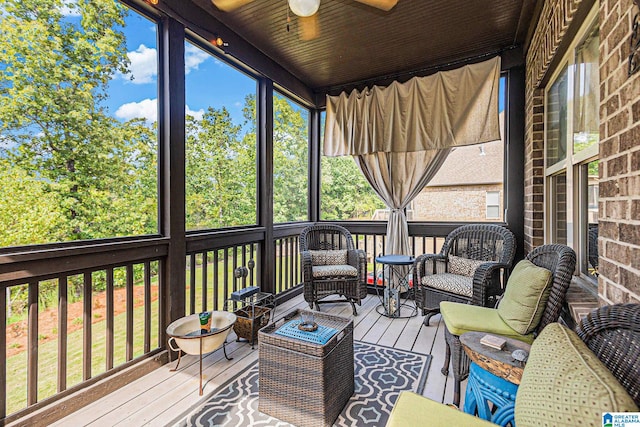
[546,64,569,166]
[573,26,600,154]
[320,113,385,220]
[184,41,257,230]
[0,3,159,246]
[273,93,309,223]
[486,191,501,219]
[551,172,568,244]
[585,160,599,278]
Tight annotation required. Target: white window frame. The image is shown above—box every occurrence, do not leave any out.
[543,4,599,282]
[485,191,501,219]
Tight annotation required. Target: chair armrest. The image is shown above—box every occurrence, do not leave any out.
[300,250,313,282]
[413,253,446,278]
[470,262,511,307]
[348,249,367,283]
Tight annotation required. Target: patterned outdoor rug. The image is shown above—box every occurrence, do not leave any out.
[174,341,431,427]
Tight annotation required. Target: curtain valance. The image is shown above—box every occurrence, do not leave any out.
[324,56,501,156]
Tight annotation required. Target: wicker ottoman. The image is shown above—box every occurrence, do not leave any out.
[258,309,354,427]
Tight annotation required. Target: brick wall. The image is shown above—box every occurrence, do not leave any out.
[598,0,640,304]
[412,184,503,222]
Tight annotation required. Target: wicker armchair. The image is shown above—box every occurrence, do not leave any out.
[441,243,577,406]
[387,303,640,426]
[577,303,640,406]
[413,224,517,325]
[300,224,367,316]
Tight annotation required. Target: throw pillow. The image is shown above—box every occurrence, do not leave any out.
[497,259,552,335]
[309,250,326,265]
[325,249,348,265]
[515,323,638,426]
[308,249,348,266]
[448,255,485,277]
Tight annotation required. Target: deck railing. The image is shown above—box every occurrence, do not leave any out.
[0,221,464,423]
[0,238,168,423]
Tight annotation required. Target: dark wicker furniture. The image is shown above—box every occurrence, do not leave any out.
[577,303,640,406]
[258,309,354,427]
[442,243,576,406]
[413,224,517,325]
[300,224,367,315]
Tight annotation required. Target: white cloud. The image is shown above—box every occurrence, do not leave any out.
[186,105,205,121]
[185,44,210,75]
[116,98,157,122]
[125,44,158,84]
[115,98,204,123]
[61,0,80,17]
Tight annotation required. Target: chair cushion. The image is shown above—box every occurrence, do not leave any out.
[497,259,552,335]
[422,273,473,298]
[309,249,348,266]
[515,323,639,427]
[387,391,495,427]
[440,301,535,343]
[448,255,485,277]
[312,264,358,278]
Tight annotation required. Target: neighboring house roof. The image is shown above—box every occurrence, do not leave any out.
[427,112,504,187]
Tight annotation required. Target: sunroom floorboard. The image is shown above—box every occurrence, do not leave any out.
[51,292,463,426]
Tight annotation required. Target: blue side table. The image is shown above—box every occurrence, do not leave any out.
[464,362,518,426]
[460,331,531,427]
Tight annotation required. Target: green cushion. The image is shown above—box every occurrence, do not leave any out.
[387,391,495,427]
[440,301,535,344]
[516,323,638,427]
[497,259,552,335]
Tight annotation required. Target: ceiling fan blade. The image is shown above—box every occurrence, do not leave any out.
[299,14,320,41]
[353,0,398,11]
[211,0,255,12]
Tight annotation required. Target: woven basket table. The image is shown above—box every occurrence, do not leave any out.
[258,309,354,427]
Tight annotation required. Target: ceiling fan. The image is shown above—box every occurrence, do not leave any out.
[212,0,399,40]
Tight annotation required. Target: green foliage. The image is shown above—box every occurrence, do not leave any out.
[0,160,66,246]
[272,94,309,223]
[0,0,157,242]
[321,155,385,220]
[185,105,256,229]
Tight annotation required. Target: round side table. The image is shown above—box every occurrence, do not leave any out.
[374,254,417,318]
[460,331,532,426]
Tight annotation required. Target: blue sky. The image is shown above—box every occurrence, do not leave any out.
[103,6,254,126]
[84,5,503,126]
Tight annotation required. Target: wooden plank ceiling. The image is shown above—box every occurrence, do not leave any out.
[190,0,537,92]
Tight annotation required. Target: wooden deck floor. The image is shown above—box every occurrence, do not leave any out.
[52,292,464,426]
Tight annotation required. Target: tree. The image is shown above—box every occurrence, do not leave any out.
[321,155,384,220]
[272,94,309,223]
[185,105,256,229]
[0,0,157,242]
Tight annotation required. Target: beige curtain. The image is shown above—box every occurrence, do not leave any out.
[324,57,501,255]
[324,57,502,156]
[355,150,449,255]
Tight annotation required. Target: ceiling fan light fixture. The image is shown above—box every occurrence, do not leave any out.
[288,0,320,17]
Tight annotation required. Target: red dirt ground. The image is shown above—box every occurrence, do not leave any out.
[6,285,159,358]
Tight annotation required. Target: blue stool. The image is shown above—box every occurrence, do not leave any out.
[463,362,518,426]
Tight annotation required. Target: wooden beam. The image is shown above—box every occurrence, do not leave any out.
[159,18,187,356]
[258,78,275,294]
[504,66,526,261]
